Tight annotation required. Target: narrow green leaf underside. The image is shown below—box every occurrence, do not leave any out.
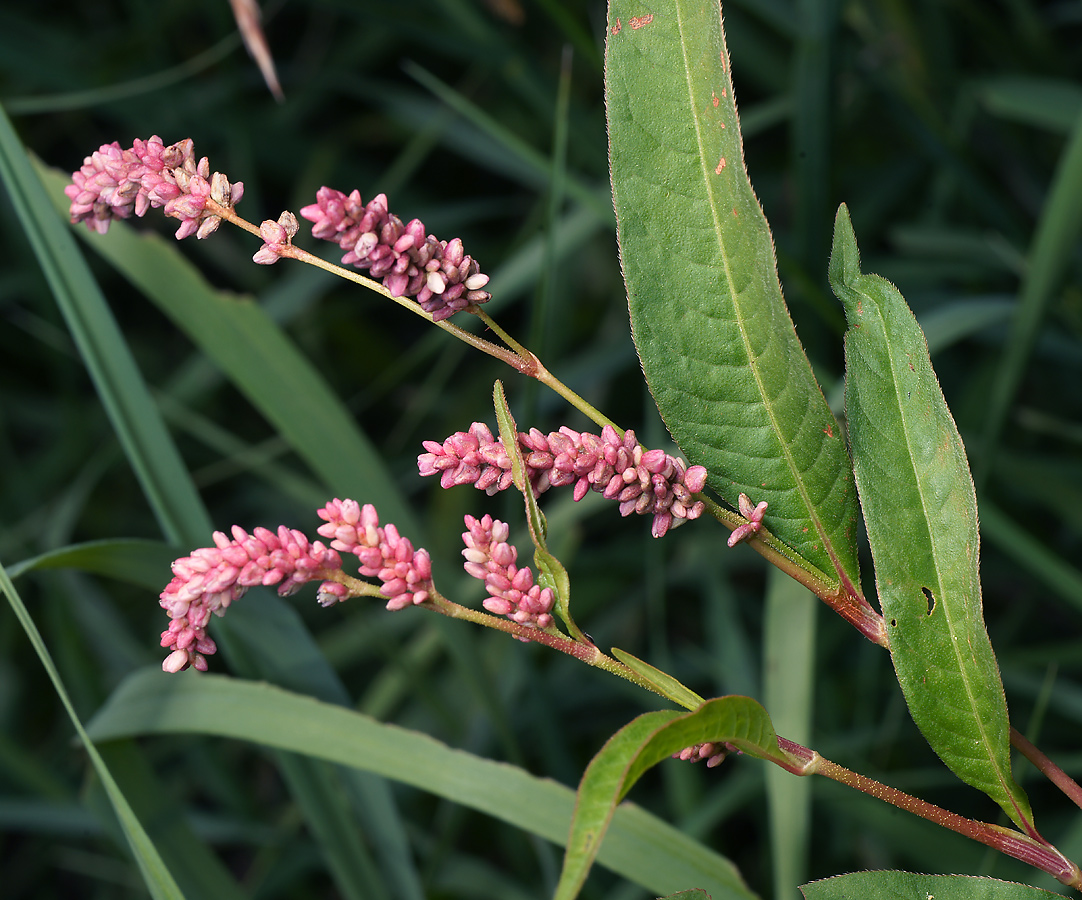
[556,696,787,900]
[605,0,859,585]
[828,205,1031,830]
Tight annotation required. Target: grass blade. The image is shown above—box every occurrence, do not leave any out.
[87,669,756,900]
[764,568,816,900]
[0,563,186,900]
[0,102,210,546]
[976,107,1082,488]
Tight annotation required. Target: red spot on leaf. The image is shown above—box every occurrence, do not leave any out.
[823,423,834,438]
[712,92,719,108]
[715,157,726,174]
[629,14,654,29]
[611,17,621,34]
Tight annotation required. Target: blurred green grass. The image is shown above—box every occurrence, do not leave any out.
[1,1,1081,898]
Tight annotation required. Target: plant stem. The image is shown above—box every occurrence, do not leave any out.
[211,203,534,371]
[219,203,890,647]
[779,737,1082,891]
[418,589,681,702]
[215,203,664,436]
[1011,727,1082,811]
[472,309,622,432]
[699,496,888,647]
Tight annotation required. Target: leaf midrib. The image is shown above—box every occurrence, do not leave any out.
[674,0,838,580]
[868,287,1012,802]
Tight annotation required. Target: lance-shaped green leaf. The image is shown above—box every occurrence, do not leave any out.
[610,647,705,711]
[828,204,1031,831]
[605,0,859,587]
[554,697,792,900]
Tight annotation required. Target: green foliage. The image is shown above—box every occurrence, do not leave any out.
[606,0,860,589]
[88,668,745,900]
[801,872,1069,900]
[829,204,1030,829]
[554,697,787,900]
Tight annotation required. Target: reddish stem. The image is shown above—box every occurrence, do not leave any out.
[776,737,1082,891]
[1011,728,1082,812]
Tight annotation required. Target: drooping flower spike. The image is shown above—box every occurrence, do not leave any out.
[159,524,341,673]
[159,501,438,672]
[417,422,708,538]
[461,514,555,631]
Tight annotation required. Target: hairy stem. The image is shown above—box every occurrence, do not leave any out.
[777,737,1082,891]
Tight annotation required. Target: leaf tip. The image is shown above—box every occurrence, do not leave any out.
[828,203,863,320]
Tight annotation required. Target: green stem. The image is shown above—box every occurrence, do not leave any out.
[328,569,682,704]
[420,589,682,703]
[472,309,621,432]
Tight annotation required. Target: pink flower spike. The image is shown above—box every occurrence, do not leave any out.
[420,423,709,537]
[315,500,434,611]
[66,137,242,240]
[158,515,344,672]
[299,186,492,320]
[460,515,555,632]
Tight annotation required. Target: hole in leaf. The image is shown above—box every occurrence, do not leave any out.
[889,618,897,628]
[921,587,935,616]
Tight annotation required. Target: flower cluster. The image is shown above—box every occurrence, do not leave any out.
[66,136,243,240]
[252,211,300,265]
[316,499,434,611]
[727,493,768,547]
[673,742,730,768]
[299,187,491,321]
[159,525,342,673]
[417,422,708,538]
[462,515,555,630]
